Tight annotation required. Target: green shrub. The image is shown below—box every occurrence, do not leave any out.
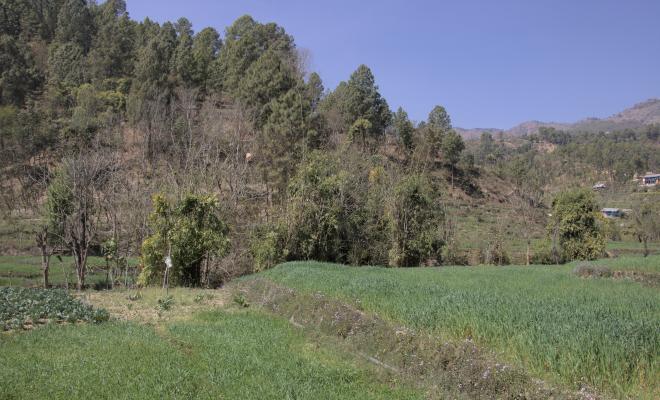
[250,223,288,272]
[388,174,444,267]
[284,152,358,262]
[441,240,469,266]
[139,194,230,287]
[156,295,175,313]
[530,249,565,265]
[233,293,250,308]
[572,263,612,278]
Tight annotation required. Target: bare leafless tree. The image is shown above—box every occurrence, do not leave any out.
[49,152,117,290]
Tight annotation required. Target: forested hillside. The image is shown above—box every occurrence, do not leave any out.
[1,0,658,285]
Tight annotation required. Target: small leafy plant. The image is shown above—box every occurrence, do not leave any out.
[156,294,175,315]
[233,293,250,308]
[193,293,214,303]
[1,287,109,331]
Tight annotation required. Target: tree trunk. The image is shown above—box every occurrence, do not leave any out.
[105,257,112,289]
[643,238,649,257]
[73,245,87,291]
[61,261,69,290]
[526,239,531,266]
[36,229,51,288]
[41,253,50,288]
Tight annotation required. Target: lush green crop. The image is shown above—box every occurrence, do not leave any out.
[1,287,109,330]
[0,311,421,399]
[255,256,660,398]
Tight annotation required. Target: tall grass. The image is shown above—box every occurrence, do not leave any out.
[256,257,660,398]
[0,311,421,399]
[588,254,660,273]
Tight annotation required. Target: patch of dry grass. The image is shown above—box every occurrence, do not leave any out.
[78,287,229,324]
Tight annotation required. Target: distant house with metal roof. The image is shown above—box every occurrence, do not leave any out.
[601,208,622,218]
[641,173,660,186]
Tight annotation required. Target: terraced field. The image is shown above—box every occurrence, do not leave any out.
[1,288,421,399]
[1,255,658,399]
[252,256,660,398]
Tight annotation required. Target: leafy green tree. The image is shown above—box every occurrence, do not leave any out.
[191,27,221,90]
[139,194,230,287]
[134,22,176,89]
[632,199,660,257]
[392,107,414,152]
[68,84,101,142]
[260,86,327,193]
[0,105,18,151]
[171,17,194,85]
[388,174,444,267]
[478,132,496,163]
[0,35,42,105]
[0,0,23,37]
[643,124,659,141]
[284,151,361,262]
[342,64,391,141]
[218,15,294,96]
[427,105,452,132]
[441,129,465,187]
[54,0,93,51]
[48,42,86,87]
[348,118,372,150]
[420,105,453,165]
[548,189,605,261]
[441,129,465,166]
[134,16,161,48]
[237,48,296,126]
[249,223,288,272]
[14,0,64,41]
[88,0,135,80]
[305,72,324,109]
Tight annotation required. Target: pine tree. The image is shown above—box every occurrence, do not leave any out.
[393,107,414,152]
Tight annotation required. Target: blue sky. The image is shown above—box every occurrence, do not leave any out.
[126,0,660,129]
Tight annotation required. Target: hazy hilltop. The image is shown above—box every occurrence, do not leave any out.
[458,98,660,139]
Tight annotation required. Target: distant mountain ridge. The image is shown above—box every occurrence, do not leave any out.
[457,98,660,139]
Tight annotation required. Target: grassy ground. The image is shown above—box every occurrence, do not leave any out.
[252,256,660,398]
[586,254,660,274]
[0,288,421,400]
[2,256,658,398]
[0,215,38,255]
[0,255,138,287]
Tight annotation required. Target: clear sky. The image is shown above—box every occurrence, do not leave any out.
[126,0,660,129]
